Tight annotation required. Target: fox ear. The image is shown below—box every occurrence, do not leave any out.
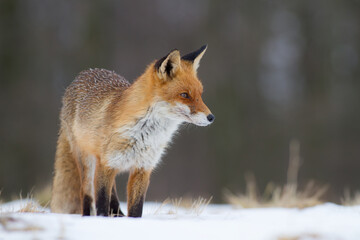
[181,45,208,72]
[155,49,181,80]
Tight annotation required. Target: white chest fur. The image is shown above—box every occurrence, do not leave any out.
[106,102,181,171]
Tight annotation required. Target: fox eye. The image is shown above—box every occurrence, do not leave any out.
[180,92,190,99]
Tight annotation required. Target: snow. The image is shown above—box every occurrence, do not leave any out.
[1,200,360,240]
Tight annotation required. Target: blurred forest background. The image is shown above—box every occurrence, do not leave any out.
[0,0,359,203]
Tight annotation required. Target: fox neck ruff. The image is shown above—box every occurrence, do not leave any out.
[106,101,181,171]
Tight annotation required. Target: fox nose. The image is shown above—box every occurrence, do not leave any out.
[207,114,215,123]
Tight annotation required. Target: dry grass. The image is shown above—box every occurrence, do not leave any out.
[225,178,327,209]
[176,196,212,215]
[272,182,327,208]
[225,139,328,209]
[341,189,360,206]
[17,201,46,213]
[33,185,52,208]
[154,196,212,216]
[0,191,47,214]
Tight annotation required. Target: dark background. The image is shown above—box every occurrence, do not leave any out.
[0,0,359,203]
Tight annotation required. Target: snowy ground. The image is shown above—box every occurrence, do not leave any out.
[1,200,360,240]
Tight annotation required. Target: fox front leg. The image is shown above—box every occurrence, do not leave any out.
[109,182,124,217]
[127,168,151,217]
[79,154,97,216]
[95,166,117,216]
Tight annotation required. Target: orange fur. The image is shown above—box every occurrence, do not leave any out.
[127,169,151,217]
[51,46,213,217]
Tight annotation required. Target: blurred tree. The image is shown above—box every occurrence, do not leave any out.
[0,0,359,202]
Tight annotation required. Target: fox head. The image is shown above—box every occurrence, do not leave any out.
[153,45,214,126]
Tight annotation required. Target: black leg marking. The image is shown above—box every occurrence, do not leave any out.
[128,196,144,218]
[96,187,109,216]
[83,194,92,216]
[109,186,124,217]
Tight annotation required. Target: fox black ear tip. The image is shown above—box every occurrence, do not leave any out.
[168,49,180,55]
[201,44,208,51]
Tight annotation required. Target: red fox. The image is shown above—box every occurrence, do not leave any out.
[51,45,214,217]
